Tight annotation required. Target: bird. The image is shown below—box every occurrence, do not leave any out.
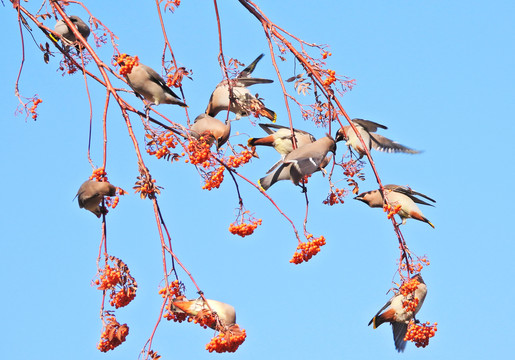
[115,56,187,107]
[206,53,276,121]
[354,184,435,228]
[54,15,90,52]
[248,123,316,156]
[258,135,336,190]
[190,113,231,150]
[76,180,117,217]
[172,298,236,330]
[335,118,419,159]
[368,273,428,352]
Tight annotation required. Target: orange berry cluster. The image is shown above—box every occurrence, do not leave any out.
[97,316,129,352]
[110,287,137,309]
[224,148,253,169]
[229,212,262,238]
[322,51,332,60]
[190,309,217,330]
[146,131,180,161]
[323,187,347,205]
[402,297,419,313]
[133,174,161,200]
[384,203,402,219]
[160,280,189,322]
[202,166,225,190]
[322,69,336,87]
[95,264,121,290]
[115,54,139,76]
[166,66,190,88]
[419,256,430,266]
[400,261,423,275]
[104,188,126,210]
[94,256,137,309]
[404,320,438,348]
[186,137,212,166]
[290,235,326,264]
[206,325,247,353]
[89,167,108,182]
[399,277,420,296]
[29,98,43,120]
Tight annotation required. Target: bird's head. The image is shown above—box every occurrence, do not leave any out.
[335,127,348,143]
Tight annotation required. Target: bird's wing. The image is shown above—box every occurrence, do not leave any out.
[287,154,327,184]
[142,64,182,99]
[385,185,436,206]
[370,134,420,154]
[258,123,314,137]
[351,118,388,133]
[236,77,274,87]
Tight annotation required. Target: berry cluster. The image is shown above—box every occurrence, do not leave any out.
[160,280,188,322]
[322,69,336,87]
[402,297,419,313]
[146,131,180,161]
[190,309,217,329]
[115,54,139,76]
[341,159,365,179]
[205,325,247,353]
[323,187,347,205]
[29,98,43,120]
[401,261,424,275]
[384,203,402,219]
[97,316,129,352]
[94,256,137,309]
[399,277,421,296]
[186,137,212,166]
[229,212,262,237]
[133,174,161,199]
[202,166,225,190]
[166,66,190,88]
[404,321,438,348]
[224,148,254,169]
[321,51,332,60]
[89,167,108,182]
[290,235,326,264]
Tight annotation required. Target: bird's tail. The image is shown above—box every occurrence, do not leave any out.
[257,177,271,191]
[259,107,277,122]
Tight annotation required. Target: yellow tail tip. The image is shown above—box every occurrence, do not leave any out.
[257,179,266,192]
[428,221,435,229]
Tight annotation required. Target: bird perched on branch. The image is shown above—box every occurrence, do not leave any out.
[190,113,231,150]
[53,15,90,52]
[172,298,236,330]
[115,55,187,107]
[335,118,419,159]
[355,184,435,228]
[369,274,427,352]
[258,135,336,190]
[248,123,316,156]
[206,53,276,121]
[76,180,117,218]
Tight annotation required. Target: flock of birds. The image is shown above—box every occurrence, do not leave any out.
[58,15,433,352]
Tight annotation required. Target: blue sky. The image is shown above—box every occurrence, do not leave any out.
[1,0,514,359]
